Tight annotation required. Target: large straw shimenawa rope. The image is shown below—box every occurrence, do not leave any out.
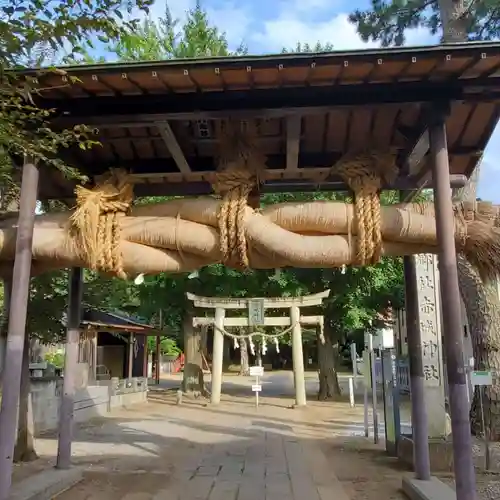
[69,169,134,279]
[337,151,398,266]
[211,120,266,269]
[454,199,500,279]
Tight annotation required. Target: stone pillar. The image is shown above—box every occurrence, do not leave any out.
[211,307,225,404]
[291,305,306,407]
[415,253,448,437]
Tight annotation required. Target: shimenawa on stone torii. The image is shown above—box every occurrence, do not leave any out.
[0,121,498,281]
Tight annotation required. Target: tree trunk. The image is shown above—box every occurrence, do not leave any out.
[317,328,342,401]
[223,336,231,370]
[13,332,38,462]
[452,160,500,437]
[457,258,500,438]
[256,347,262,367]
[0,277,12,390]
[239,337,249,375]
[438,0,469,42]
[181,312,207,397]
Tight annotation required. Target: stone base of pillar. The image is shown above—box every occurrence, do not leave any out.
[398,435,455,472]
[402,476,455,500]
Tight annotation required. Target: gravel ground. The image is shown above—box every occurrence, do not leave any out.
[323,437,410,500]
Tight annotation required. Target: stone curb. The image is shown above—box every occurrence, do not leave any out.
[9,467,83,500]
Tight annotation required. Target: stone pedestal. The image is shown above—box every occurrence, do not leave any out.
[398,435,455,472]
[415,254,449,438]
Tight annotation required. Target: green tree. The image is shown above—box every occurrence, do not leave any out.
[0,0,154,195]
[282,41,335,53]
[72,0,248,63]
[349,0,499,46]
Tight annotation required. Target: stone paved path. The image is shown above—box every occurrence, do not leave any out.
[50,388,351,500]
[12,372,419,500]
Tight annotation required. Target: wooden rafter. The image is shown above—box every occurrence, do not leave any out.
[155,121,191,174]
[286,115,301,171]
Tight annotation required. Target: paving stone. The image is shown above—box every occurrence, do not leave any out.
[185,476,215,500]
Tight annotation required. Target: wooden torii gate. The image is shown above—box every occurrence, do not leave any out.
[186,290,330,406]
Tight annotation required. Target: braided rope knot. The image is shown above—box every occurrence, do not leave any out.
[70,169,134,279]
[214,165,258,269]
[337,151,397,266]
[213,121,265,270]
[454,200,496,249]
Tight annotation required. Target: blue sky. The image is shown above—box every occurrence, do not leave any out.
[149,0,500,201]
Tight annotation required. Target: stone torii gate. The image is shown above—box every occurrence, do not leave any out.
[186,290,330,406]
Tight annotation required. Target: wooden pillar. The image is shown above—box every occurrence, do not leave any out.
[211,308,225,404]
[0,161,39,500]
[155,335,161,384]
[143,336,149,379]
[56,267,84,470]
[403,255,431,480]
[291,305,306,406]
[92,332,98,382]
[128,333,134,380]
[430,117,476,500]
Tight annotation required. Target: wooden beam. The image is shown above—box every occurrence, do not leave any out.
[47,79,489,125]
[38,169,469,201]
[286,116,301,171]
[186,290,330,309]
[155,121,191,174]
[193,315,323,327]
[405,130,429,176]
[80,148,475,179]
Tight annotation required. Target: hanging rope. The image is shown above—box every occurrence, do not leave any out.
[336,151,398,266]
[212,120,266,269]
[213,322,298,341]
[70,169,134,279]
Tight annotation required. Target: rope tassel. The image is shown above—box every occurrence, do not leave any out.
[337,151,397,266]
[69,169,134,279]
[212,120,266,269]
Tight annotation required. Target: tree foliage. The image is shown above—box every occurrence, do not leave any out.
[73,0,247,63]
[282,41,335,53]
[0,0,153,194]
[349,0,500,46]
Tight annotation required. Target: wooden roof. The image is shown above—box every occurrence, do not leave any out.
[82,308,162,336]
[28,42,500,200]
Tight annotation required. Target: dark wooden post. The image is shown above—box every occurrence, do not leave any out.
[155,336,161,384]
[56,267,84,469]
[128,333,134,380]
[0,161,39,500]
[430,115,476,500]
[156,309,162,384]
[403,255,431,480]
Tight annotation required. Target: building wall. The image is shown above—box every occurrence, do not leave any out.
[97,345,125,378]
[30,377,148,435]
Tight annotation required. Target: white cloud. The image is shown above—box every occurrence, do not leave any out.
[206,3,253,48]
[287,0,340,14]
[145,1,437,54]
[252,13,377,51]
[166,0,195,22]
[252,12,435,52]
